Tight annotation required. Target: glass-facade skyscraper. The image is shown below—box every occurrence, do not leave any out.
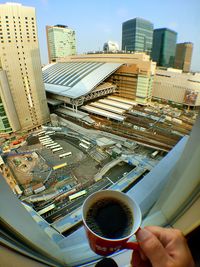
[151,28,177,68]
[122,18,153,54]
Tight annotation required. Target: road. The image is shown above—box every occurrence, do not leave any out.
[45,178,111,223]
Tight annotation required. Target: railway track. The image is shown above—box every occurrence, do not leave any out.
[55,108,193,152]
[91,116,178,150]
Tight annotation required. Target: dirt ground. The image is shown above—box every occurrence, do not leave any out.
[7,136,106,191]
[72,157,100,183]
[7,152,49,188]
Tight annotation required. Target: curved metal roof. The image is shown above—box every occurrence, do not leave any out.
[42,62,122,99]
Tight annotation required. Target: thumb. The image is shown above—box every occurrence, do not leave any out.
[136,228,169,267]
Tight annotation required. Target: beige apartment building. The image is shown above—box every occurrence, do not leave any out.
[0,3,49,133]
[46,24,76,63]
[152,68,200,107]
[174,42,193,72]
[58,53,156,105]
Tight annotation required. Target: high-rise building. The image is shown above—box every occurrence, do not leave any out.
[122,18,153,54]
[151,28,177,67]
[174,42,193,72]
[0,3,49,133]
[46,25,76,63]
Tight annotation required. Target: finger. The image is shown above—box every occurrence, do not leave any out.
[139,249,148,261]
[131,250,152,267]
[131,250,141,266]
[144,226,184,247]
[136,228,169,266]
[144,227,195,267]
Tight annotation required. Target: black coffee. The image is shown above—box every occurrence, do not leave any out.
[86,197,133,239]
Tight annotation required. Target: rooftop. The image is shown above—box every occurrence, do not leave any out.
[42,62,122,99]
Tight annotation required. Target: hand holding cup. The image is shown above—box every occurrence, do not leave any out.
[82,190,141,256]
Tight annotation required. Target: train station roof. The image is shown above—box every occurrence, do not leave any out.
[42,62,122,99]
[81,105,125,121]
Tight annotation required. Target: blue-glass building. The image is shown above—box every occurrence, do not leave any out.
[122,18,153,54]
[151,28,177,67]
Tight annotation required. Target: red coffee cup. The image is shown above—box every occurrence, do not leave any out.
[82,190,141,256]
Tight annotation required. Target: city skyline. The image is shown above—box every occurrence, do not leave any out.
[0,0,199,72]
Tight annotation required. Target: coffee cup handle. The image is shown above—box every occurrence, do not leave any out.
[122,227,141,251]
[123,241,140,251]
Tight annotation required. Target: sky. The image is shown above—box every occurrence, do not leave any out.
[2,0,200,71]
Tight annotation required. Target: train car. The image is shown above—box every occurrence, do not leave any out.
[151,150,159,158]
[69,190,87,201]
[37,203,55,216]
[80,139,91,146]
[79,143,89,151]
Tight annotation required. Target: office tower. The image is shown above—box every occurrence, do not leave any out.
[46,25,76,63]
[0,3,49,133]
[151,28,177,67]
[174,42,193,72]
[122,18,153,54]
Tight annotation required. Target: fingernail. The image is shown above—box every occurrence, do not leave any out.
[136,228,151,241]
